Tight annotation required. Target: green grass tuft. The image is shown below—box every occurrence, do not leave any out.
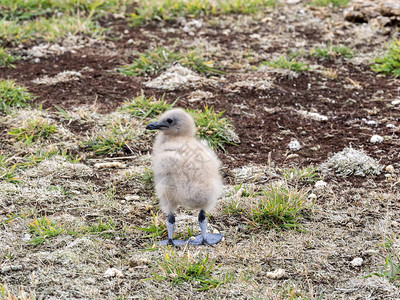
[118,47,224,77]
[135,212,167,239]
[282,166,320,184]
[310,44,353,59]
[224,183,310,230]
[85,218,117,238]
[366,236,400,282]
[0,15,104,44]
[0,154,20,183]
[9,118,57,144]
[309,0,349,7]
[0,80,35,113]
[0,47,19,67]
[261,56,309,73]
[28,216,65,246]
[84,133,131,155]
[150,248,233,291]
[372,39,400,77]
[121,93,177,119]
[190,106,239,152]
[130,0,280,26]
[250,184,309,229]
[0,0,125,21]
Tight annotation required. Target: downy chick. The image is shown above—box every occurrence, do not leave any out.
[146,108,223,246]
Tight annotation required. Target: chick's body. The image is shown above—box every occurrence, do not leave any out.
[146,108,224,246]
[153,128,222,214]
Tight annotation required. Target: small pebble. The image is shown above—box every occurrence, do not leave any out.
[125,194,140,201]
[123,29,129,34]
[370,135,384,144]
[104,267,124,278]
[386,165,395,173]
[1,266,11,273]
[391,100,400,105]
[315,180,327,188]
[350,257,363,267]
[308,193,317,200]
[127,39,134,44]
[94,162,126,169]
[266,268,285,279]
[287,139,301,151]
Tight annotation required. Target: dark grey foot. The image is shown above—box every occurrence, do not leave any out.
[189,233,223,246]
[158,239,188,246]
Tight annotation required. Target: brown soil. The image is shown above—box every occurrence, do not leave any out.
[1,16,399,174]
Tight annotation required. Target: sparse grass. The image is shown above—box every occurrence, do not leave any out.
[84,132,132,155]
[9,118,57,144]
[372,39,400,77]
[309,0,349,7]
[149,248,232,291]
[178,51,225,75]
[0,15,104,44]
[250,184,309,229]
[310,44,353,59]
[118,47,224,77]
[28,216,65,246]
[84,117,139,155]
[225,183,309,230]
[0,47,19,67]
[0,282,35,300]
[0,80,35,113]
[135,212,167,239]
[190,106,239,151]
[366,237,400,283]
[282,166,320,184]
[140,167,154,190]
[261,56,309,73]
[224,184,262,214]
[86,218,117,238]
[119,47,181,76]
[0,154,20,182]
[0,0,127,21]
[121,93,177,119]
[24,148,80,166]
[130,0,280,26]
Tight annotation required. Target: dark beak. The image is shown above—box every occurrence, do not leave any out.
[146,121,168,130]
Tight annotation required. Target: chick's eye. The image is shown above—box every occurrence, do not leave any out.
[166,118,173,124]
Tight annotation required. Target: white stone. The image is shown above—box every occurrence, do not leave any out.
[386,165,395,173]
[266,268,285,279]
[308,193,317,200]
[315,180,327,188]
[125,194,140,201]
[391,100,400,105]
[297,110,328,121]
[287,139,301,151]
[370,134,384,144]
[104,267,124,278]
[94,162,126,169]
[350,257,363,267]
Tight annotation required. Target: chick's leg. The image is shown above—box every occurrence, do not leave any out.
[190,210,223,246]
[158,213,187,246]
[166,213,175,245]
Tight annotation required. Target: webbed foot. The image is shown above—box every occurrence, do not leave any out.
[188,233,223,246]
[158,239,188,247]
